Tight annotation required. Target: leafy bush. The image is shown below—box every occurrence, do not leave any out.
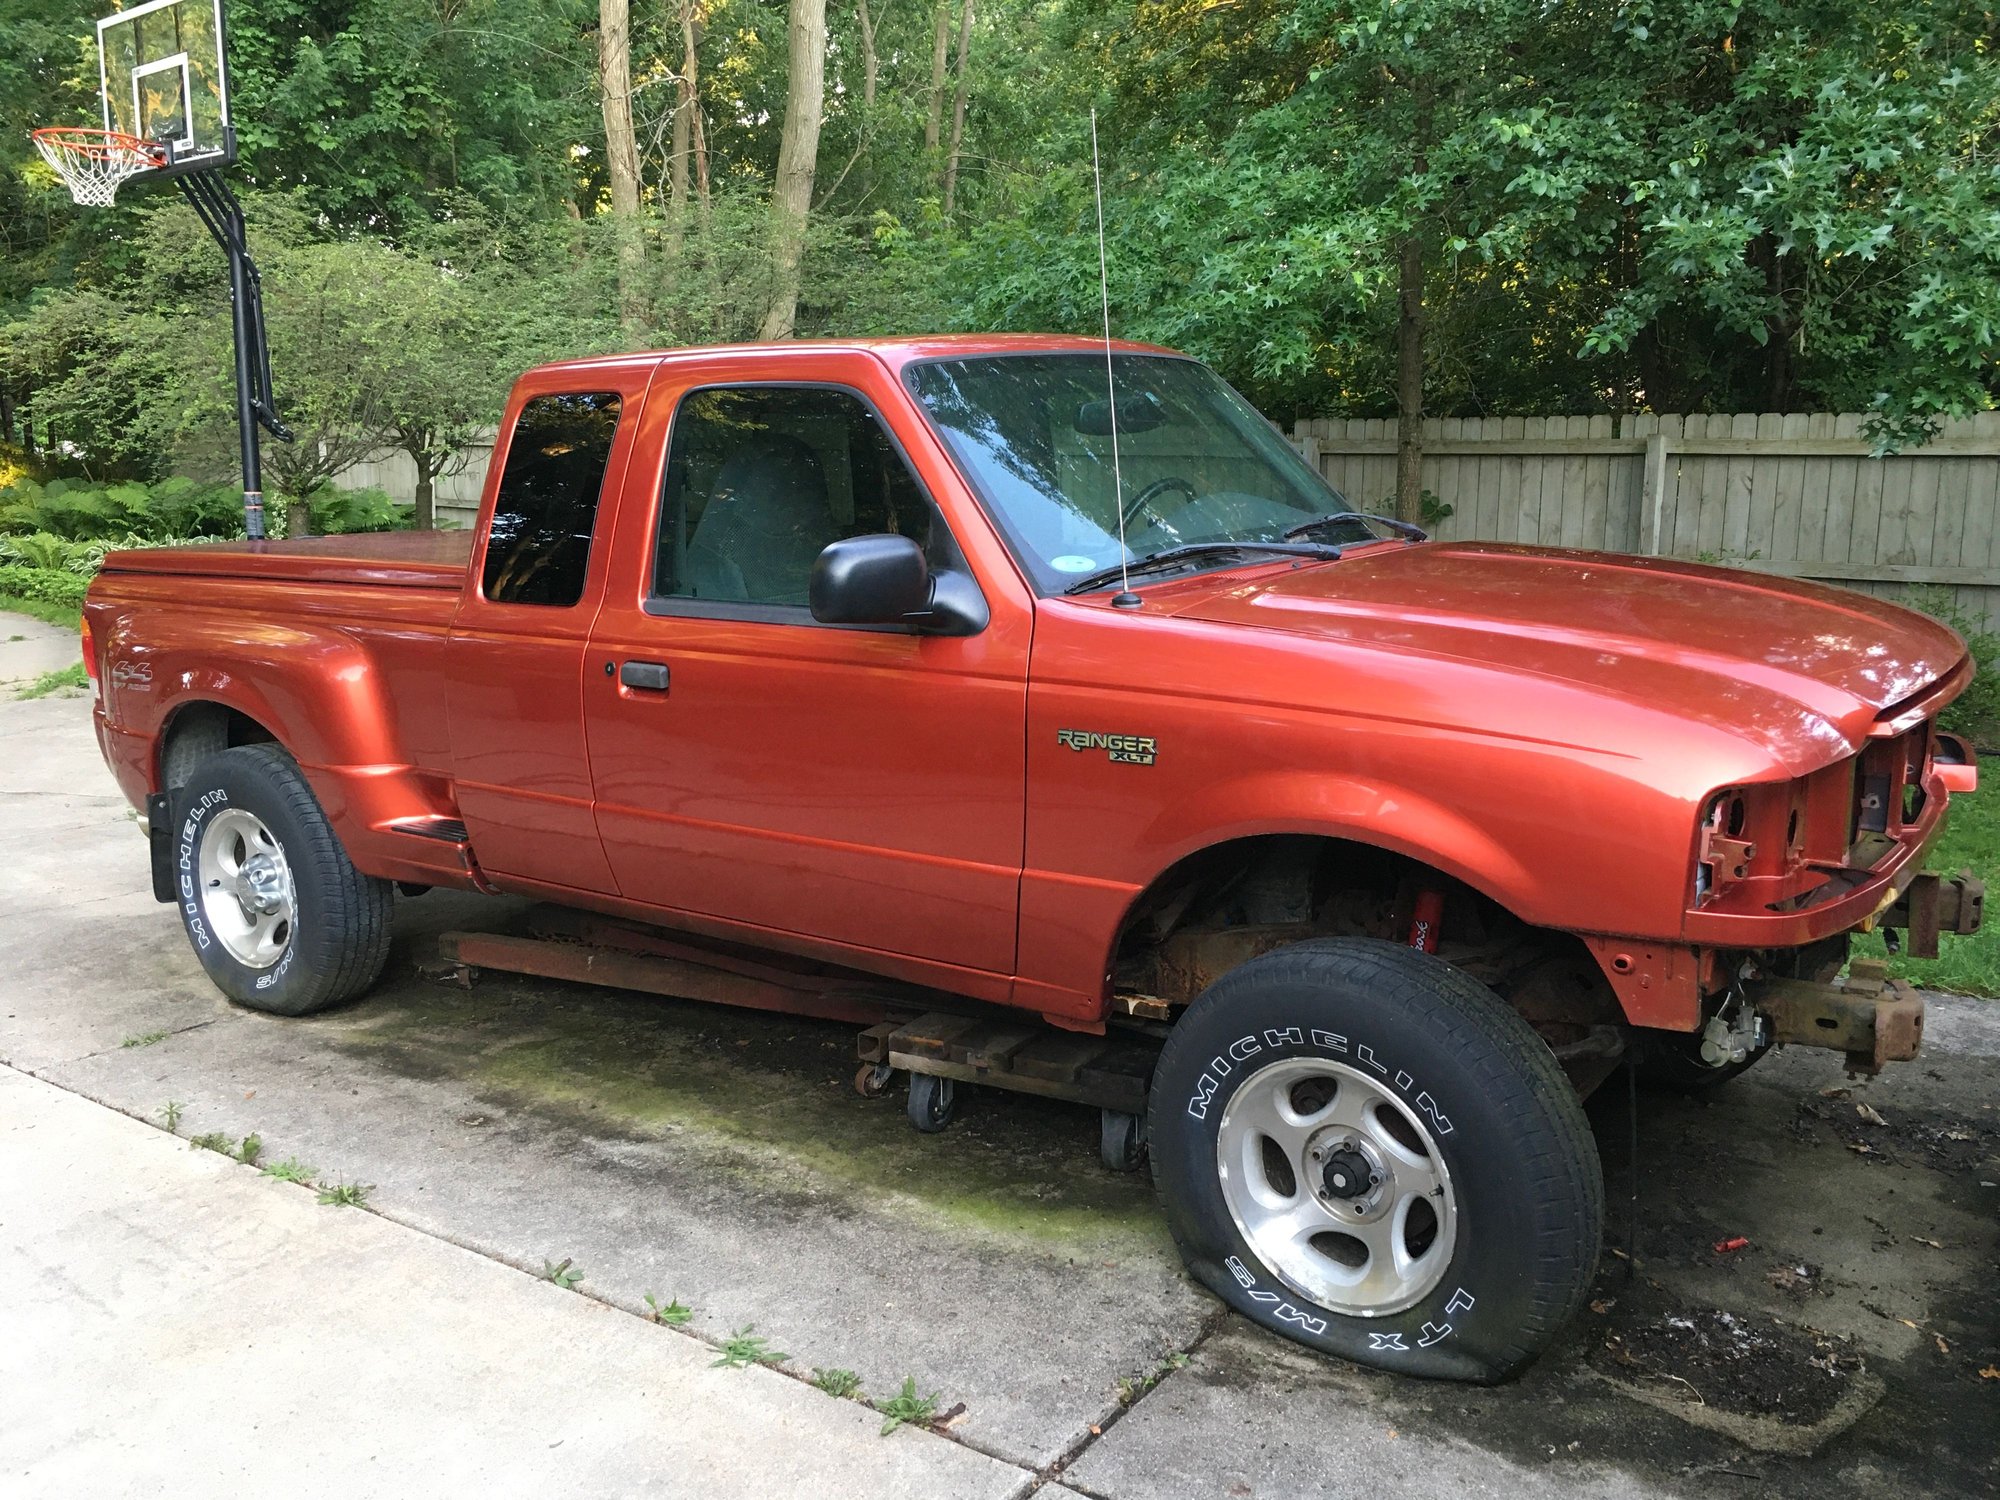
[307,487,413,535]
[1903,588,2000,749]
[0,564,90,607]
[0,476,245,542]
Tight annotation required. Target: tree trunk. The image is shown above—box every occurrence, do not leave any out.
[0,390,14,447]
[1395,232,1425,526]
[286,495,312,539]
[597,0,646,336]
[20,404,34,461]
[857,0,878,106]
[668,4,693,257]
[941,0,972,214]
[925,0,948,154]
[758,0,828,341]
[414,462,436,531]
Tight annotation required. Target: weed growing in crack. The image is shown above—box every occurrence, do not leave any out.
[878,1376,941,1436]
[813,1368,864,1399]
[644,1293,693,1326]
[316,1180,370,1207]
[1117,1351,1192,1404]
[542,1258,584,1290]
[122,1031,168,1049]
[260,1158,315,1183]
[188,1131,232,1154]
[160,1100,184,1132]
[712,1327,787,1369]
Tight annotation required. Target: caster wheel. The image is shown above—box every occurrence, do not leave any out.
[907,1072,958,1133]
[1100,1108,1147,1172]
[854,1061,896,1098]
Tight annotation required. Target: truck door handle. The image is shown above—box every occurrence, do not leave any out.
[619,660,671,692]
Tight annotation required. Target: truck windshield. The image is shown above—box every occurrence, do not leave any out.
[905,353,1356,593]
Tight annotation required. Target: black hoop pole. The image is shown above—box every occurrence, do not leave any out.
[176,169,290,540]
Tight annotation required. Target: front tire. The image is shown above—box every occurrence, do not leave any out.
[170,745,393,1016]
[1149,938,1602,1383]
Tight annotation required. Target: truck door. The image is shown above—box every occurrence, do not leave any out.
[583,359,1031,978]
[445,364,652,893]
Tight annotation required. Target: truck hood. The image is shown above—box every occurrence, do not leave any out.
[1159,542,1967,767]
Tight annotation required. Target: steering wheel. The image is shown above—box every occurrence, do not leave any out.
[1121,476,1199,532]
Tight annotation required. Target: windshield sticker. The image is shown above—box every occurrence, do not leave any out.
[1056,729,1158,766]
[1050,554,1098,573]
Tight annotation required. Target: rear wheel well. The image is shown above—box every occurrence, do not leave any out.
[1115,835,1623,1084]
[159,702,280,791]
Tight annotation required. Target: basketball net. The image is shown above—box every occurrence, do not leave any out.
[32,127,165,207]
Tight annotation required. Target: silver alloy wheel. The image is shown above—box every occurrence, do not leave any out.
[1215,1056,1457,1317]
[196,807,297,970]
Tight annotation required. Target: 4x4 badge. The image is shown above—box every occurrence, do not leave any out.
[1056,729,1157,766]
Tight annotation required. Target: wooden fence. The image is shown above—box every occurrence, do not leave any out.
[1294,411,2000,630]
[337,409,2000,630]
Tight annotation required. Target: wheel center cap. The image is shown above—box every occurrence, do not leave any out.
[1320,1147,1374,1200]
[235,854,286,916]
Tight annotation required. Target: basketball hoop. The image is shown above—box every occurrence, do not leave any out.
[31,127,166,207]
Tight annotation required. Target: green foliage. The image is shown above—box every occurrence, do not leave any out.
[188,1130,233,1153]
[812,1368,864,1400]
[0,565,87,608]
[316,1179,371,1207]
[236,1133,264,1165]
[876,1376,941,1436]
[644,1293,693,1326]
[121,1030,169,1048]
[1902,587,2000,748]
[711,1327,788,1369]
[541,1257,584,1290]
[260,1157,317,1183]
[159,1100,184,1132]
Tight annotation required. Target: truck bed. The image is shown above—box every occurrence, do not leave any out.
[99,530,474,591]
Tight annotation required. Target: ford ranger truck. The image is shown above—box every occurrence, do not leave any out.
[81,336,1984,1382]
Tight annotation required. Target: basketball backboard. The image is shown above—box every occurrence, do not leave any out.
[97,0,234,170]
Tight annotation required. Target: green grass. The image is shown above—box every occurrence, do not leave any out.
[121,1030,168,1049]
[316,1179,371,1207]
[260,1157,316,1183]
[15,661,86,699]
[0,595,81,630]
[187,1131,233,1154]
[1855,759,1999,997]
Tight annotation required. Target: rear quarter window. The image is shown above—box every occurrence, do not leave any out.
[481,391,623,606]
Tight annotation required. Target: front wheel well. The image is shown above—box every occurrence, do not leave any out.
[158,701,281,791]
[1113,834,1625,1083]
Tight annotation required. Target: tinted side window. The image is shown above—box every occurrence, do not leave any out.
[654,386,943,608]
[481,391,623,606]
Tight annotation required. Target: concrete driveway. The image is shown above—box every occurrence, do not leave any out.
[2,613,1995,1498]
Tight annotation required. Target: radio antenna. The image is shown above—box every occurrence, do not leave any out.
[1091,108,1140,609]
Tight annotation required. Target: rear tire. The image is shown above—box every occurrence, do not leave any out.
[170,745,393,1016]
[1149,938,1602,1383]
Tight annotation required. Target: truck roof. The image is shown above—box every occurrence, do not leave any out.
[519,333,1183,381]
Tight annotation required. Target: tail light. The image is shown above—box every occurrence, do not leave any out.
[79,613,99,690]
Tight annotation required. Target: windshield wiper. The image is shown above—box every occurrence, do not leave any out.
[1061,540,1343,596]
[1282,510,1428,545]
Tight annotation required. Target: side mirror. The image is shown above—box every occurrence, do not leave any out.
[811,534,932,624]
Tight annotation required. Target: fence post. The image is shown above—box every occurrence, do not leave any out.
[1638,431,1671,555]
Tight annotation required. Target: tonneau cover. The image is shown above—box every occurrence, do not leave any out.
[99,529,474,590]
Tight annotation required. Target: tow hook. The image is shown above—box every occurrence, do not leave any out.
[1747,958,1925,1077]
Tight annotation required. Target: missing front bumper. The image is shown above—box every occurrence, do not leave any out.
[1748,959,1924,1076]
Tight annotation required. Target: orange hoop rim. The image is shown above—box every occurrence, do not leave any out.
[31,126,166,164]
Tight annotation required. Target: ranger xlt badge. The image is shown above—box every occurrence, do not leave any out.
[1056,729,1158,765]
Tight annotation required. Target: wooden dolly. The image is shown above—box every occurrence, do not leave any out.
[856,1013,1159,1172]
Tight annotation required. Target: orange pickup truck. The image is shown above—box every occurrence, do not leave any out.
[83,335,1982,1381]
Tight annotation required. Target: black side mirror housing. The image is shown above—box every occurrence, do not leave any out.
[809,534,986,635]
